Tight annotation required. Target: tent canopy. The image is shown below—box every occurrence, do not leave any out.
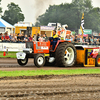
[0,21,6,27]
[0,18,14,28]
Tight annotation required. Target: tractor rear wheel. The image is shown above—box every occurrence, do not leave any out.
[55,42,77,67]
[34,54,45,67]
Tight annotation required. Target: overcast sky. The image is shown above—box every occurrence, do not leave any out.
[1,0,100,24]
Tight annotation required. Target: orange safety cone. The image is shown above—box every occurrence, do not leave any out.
[3,51,6,56]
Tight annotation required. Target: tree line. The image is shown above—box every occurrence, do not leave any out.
[35,0,100,33]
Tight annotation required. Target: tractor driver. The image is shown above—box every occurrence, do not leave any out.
[49,30,60,50]
[53,30,58,38]
[49,30,58,41]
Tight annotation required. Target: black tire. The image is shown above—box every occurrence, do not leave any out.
[55,42,77,67]
[95,55,100,67]
[45,57,55,66]
[34,54,45,67]
[17,57,28,66]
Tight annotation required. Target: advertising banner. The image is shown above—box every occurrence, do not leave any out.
[0,43,25,51]
[79,29,92,35]
[0,43,3,51]
[40,26,55,30]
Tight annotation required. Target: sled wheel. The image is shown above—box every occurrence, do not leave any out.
[95,55,100,67]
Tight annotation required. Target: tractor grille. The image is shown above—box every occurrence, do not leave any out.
[26,42,33,50]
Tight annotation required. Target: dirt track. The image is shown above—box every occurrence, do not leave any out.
[0,74,100,100]
[0,58,99,71]
[0,58,100,100]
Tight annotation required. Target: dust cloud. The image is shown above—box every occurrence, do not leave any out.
[34,0,53,20]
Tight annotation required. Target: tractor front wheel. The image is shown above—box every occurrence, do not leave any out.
[34,54,45,67]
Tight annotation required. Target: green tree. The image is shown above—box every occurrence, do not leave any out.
[85,7,100,32]
[0,0,2,14]
[2,2,25,25]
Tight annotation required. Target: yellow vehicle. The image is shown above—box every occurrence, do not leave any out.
[76,45,100,67]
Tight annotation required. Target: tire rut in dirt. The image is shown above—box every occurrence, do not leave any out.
[0,75,100,99]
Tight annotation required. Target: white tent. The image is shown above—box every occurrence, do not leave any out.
[0,18,14,35]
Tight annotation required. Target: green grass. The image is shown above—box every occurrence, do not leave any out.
[0,51,17,58]
[0,69,100,77]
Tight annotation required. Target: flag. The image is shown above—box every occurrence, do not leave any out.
[80,13,84,38]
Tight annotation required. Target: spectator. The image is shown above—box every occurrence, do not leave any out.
[71,35,76,42]
[32,35,35,41]
[14,34,17,40]
[17,34,22,43]
[9,33,13,40]
[9,33,14,42]
[65,34,70,41]
[43,34,48,41]
[74,35,78,43]
[33,34,37,41]
[17,33,24,43]
[24,34,28,42]
[84,36,89,45]
[17,38,22,43]
[96,38,99,45]
[76,35,80,42]
[12,34,17,43]
[37,33,40,41]
[0,33,2,42]
[70,35,74,42]
[89,37,91,44]
[94,37,97,45]
[4,32,10,42]
[29,35,33,41]
[79,35,83,43]
[1,33,4,42]
[90,36,94,45]
[21,33,24,41]
[38,35,43,42]
[17,33,21,40]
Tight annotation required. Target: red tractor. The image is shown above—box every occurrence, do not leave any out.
[16,38,77,67]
